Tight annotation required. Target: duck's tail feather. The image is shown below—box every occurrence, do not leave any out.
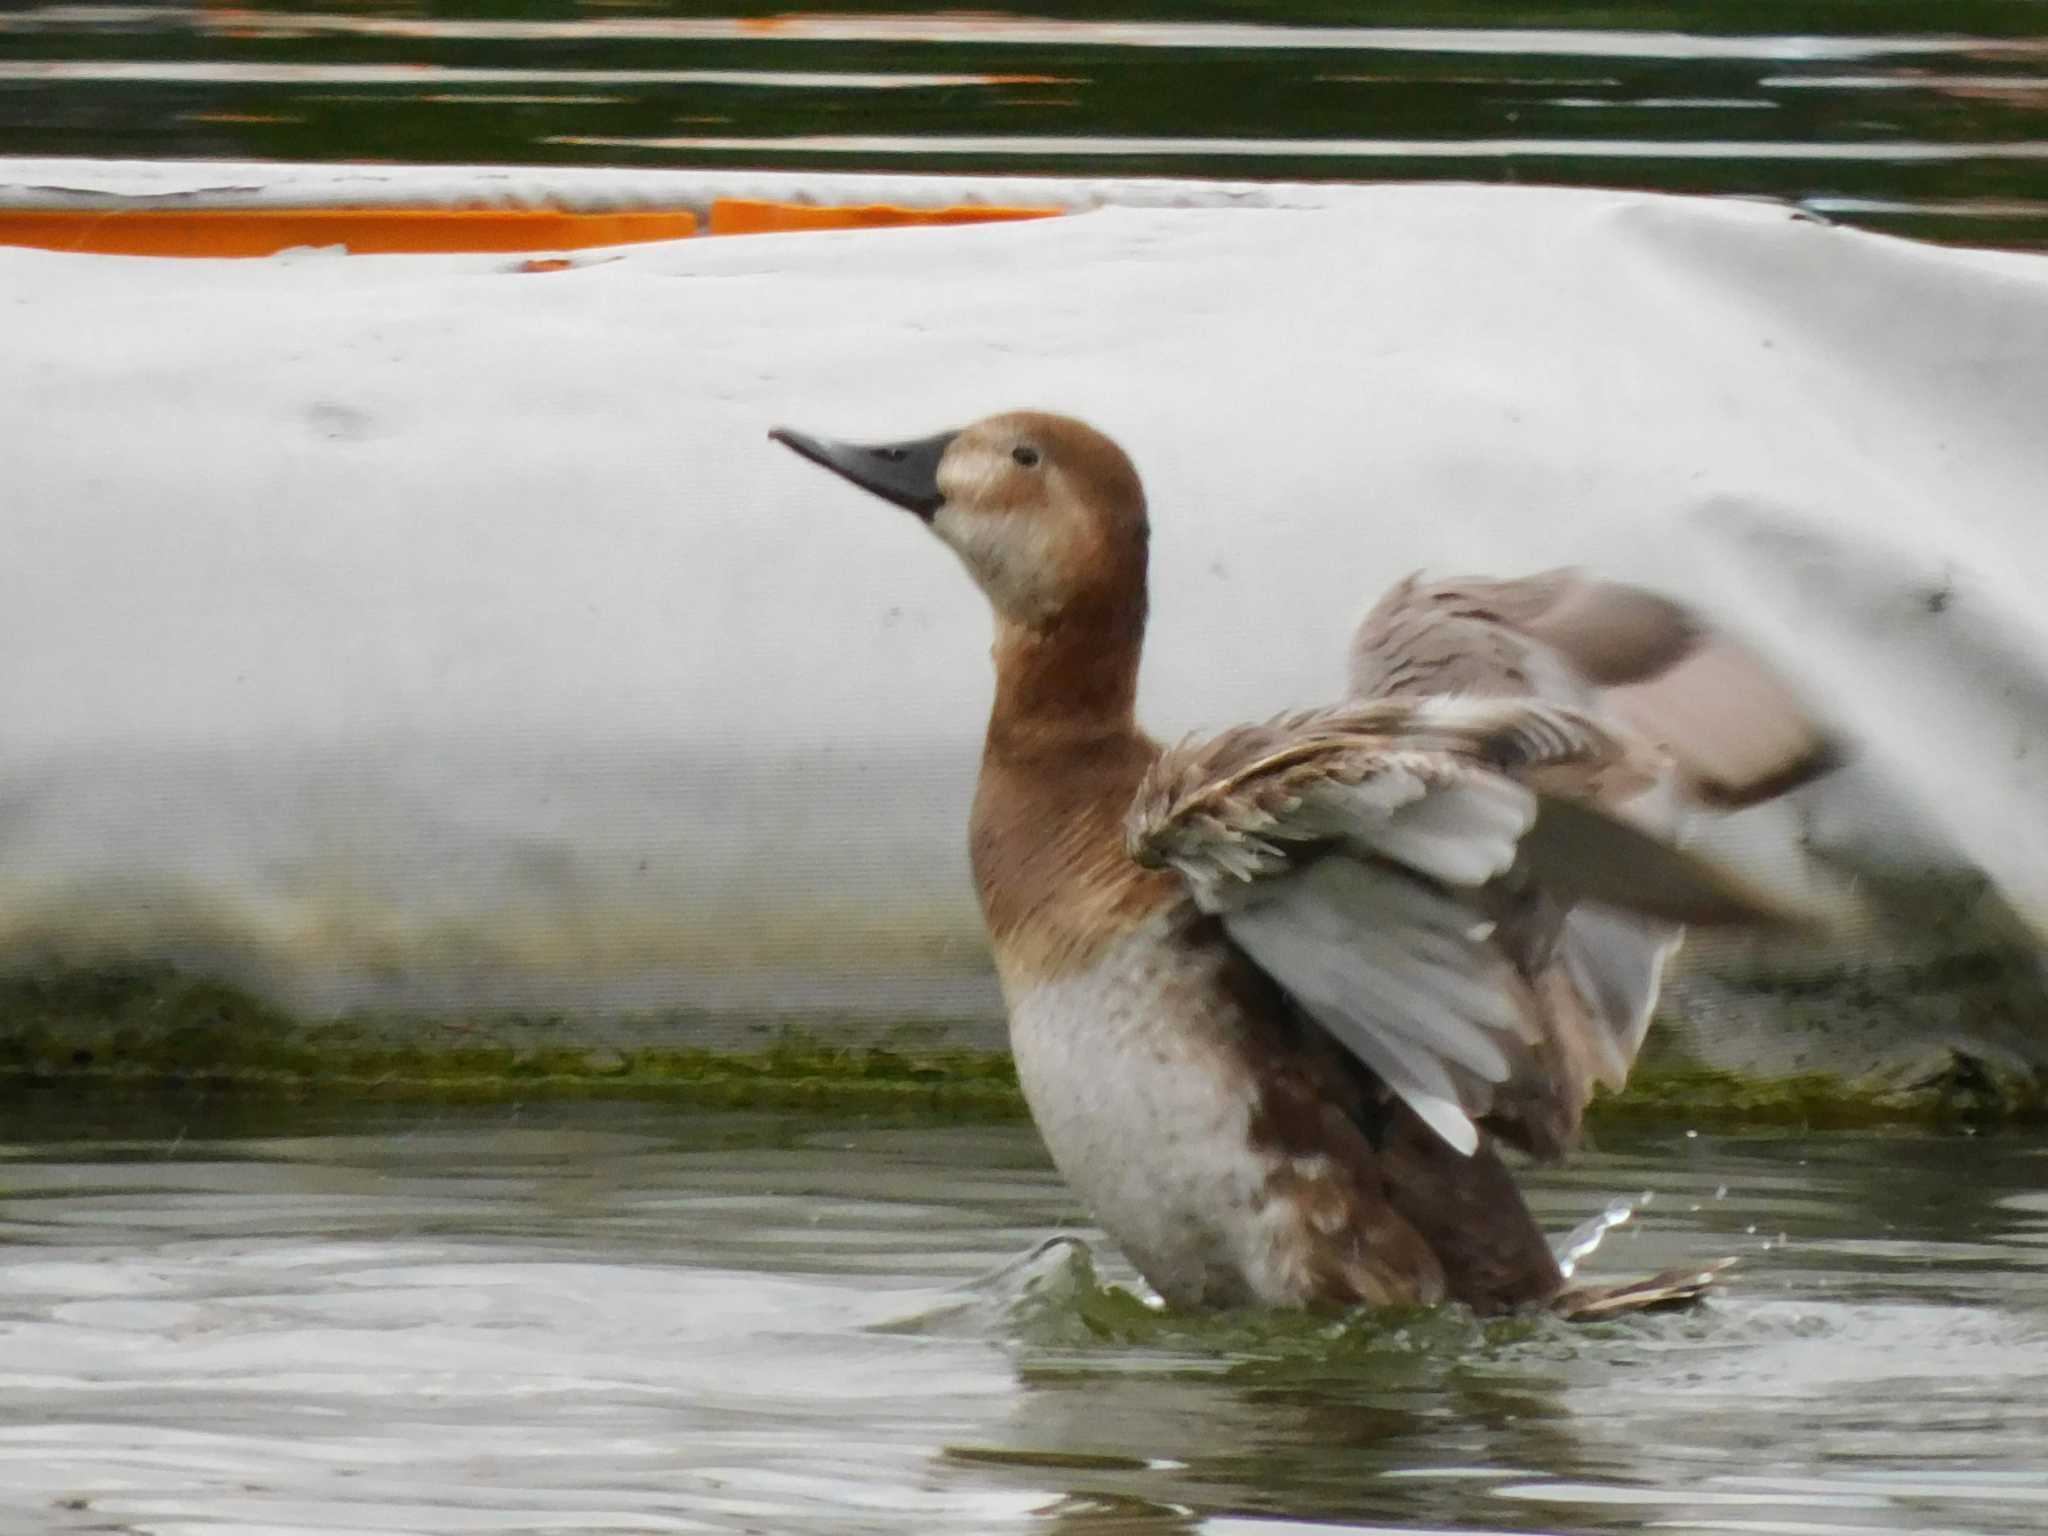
[1550,1256,1738,1319]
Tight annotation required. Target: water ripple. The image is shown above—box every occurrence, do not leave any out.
[8,1106,2036,1533]
[2,2,2044,250]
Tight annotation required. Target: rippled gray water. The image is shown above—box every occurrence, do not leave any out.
[0,3,2045,249]
[3,1098,2044,1534]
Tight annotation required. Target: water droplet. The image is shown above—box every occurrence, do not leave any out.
[1551,1194,1637,1278]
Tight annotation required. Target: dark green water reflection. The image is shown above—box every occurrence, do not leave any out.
[2,1099,2045,1534]
[1,1,2044,250]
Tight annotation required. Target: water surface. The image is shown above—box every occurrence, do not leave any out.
[0,3,2044,249]
[2,1097,2044,1534]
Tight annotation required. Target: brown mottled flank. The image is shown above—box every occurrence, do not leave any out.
[1189,918,1460,1308]
[772,408,1828,1319]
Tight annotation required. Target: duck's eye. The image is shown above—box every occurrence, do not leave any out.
[1011,445,1041,468]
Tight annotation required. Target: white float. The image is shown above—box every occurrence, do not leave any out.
[3,160,2045,1075]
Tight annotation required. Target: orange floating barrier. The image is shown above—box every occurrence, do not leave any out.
[707,198,1062,236]
[0,196,1068,257]
[0,207,699,258]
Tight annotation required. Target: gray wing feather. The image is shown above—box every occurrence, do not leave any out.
[1222,865,1510,1155]
[1337,774,1538,889]
[1557,906,1681,1086]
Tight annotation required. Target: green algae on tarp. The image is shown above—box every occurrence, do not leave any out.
[0,962,2041,1128]
[0,963,1021,1114]
[1589,1061,2046,1137]
[1647,939,2048,1133]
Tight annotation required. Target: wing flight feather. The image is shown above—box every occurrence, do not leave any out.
[1129,572,1833,1159]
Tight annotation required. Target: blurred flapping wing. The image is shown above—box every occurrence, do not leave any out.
[1350,568,1837,809]
[1127,691,1804,1158]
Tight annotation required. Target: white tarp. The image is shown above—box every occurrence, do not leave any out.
[0,157,1313,213]
[4,166,2047,1062]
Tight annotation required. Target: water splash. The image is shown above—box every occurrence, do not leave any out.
[868,1235,1142,1337]
[1553,1192,1651,1279]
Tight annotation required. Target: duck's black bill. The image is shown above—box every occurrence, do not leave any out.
[768,426,955,521]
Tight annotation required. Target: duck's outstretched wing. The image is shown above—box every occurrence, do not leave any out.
[1126,696,1793,1158]
[1350,569,1836,809]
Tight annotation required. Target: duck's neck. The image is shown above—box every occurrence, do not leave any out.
[970,597,1178,983]
[984,595,1145,758]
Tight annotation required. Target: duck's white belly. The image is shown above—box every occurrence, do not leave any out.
[1001,911,1310,1308]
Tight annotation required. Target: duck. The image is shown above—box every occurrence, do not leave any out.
[768,410,1833,1317]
